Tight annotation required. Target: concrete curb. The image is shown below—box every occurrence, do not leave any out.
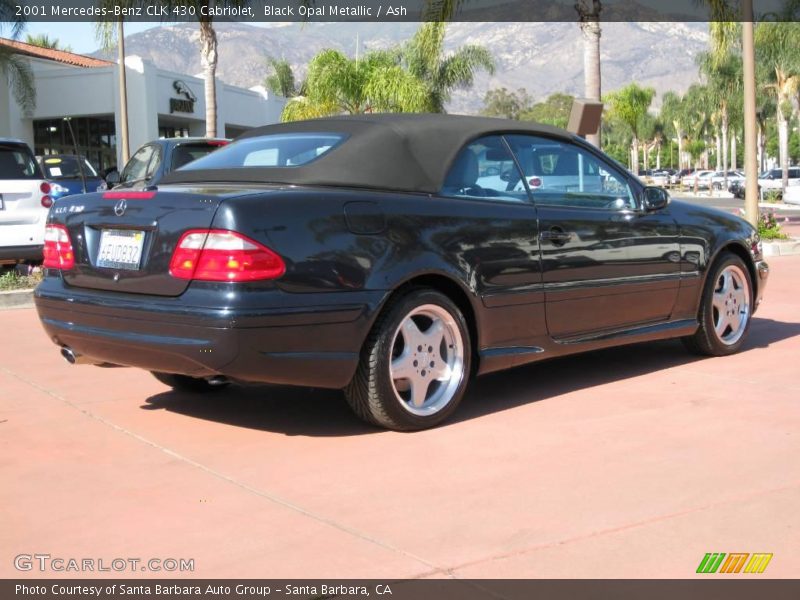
[0,289,34,309]
[763,239,800,257]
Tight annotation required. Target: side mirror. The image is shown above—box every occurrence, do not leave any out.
[105,170,120,186]
[641,186,669,211]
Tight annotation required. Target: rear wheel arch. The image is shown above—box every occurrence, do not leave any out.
[383,273,479,364]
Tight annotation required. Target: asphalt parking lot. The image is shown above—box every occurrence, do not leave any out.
[2,256,799,579]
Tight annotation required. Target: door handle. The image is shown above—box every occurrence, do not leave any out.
[539,227,572,245]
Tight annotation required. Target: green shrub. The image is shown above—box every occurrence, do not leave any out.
[0,270,43,291]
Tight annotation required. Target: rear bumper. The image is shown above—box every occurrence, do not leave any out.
[34,277,387,389]
[0,244,43,262]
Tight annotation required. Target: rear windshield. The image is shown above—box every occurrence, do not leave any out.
[170,142,228,171]
[177,133,346,171]
[0,144,40,180]
[40,156,98,179]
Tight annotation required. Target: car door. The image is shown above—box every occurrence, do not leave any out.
[505,134,681,339]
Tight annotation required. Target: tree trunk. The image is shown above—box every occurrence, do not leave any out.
[199,19,218,138]
[656,144,661,170]
[731,131,737,171]
[676,128,684,170]
[721,110,729,190]
[577,1,602,148]
[579,19,602,148]
[631,137,639,174]
[777,92,790,193]
[714,134,721,171]
[742,14,758,227]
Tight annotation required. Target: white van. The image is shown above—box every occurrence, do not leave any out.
[0,139,51,264]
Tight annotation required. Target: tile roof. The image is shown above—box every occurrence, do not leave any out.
[0,37,114,68]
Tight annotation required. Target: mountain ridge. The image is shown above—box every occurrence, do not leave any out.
[95,21,708,114]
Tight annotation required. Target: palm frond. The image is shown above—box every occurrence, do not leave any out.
[0,49,36,114]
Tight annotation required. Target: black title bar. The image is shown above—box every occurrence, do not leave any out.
[6,0,800,22]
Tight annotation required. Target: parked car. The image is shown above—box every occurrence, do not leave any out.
[710,170,745,191]
[729,180,746,199]
[783,184,800,205]
[34,115,769,431]
[673,168,695,185]
[681,169,712,189]
[757,167,800,192]
[649,170,671,187]
[0,139,51,264]
[37,155,107,199]
[695,170,716,190]
[107,137,229,190]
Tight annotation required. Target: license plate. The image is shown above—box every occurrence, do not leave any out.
[97,229,145,270]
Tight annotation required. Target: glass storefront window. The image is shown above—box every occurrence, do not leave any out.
[33,116,117,173]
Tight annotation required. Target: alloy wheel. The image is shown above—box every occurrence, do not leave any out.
[389,304,465,416]
[711,264,751,345]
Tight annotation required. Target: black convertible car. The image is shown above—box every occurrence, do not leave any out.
[35,114,769,431]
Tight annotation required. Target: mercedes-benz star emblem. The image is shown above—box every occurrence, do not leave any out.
[114,199,127,217]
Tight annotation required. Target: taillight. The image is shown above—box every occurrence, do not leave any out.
[43,224,75,270]
[40,181,53,207]
[169,229,285,282]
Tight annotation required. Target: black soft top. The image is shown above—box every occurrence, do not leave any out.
[160,113,575,194]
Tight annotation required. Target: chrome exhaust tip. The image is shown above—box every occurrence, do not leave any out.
[60,346,98,366]
[61,346,78,364]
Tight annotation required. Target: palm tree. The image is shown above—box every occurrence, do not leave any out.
[660,91,687,170]
[400,22,494,113]
[98,1,246,138]
[24,33,71,52]
[575,0,602,147]
[264,57,299,99]
[604,83,655,175]
[699,50,743,190]
[0,1,36,113]
[93,21,130,163]
[755,22,800,193]
[281,49,428,121]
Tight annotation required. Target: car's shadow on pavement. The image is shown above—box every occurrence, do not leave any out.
[141,317,800,437]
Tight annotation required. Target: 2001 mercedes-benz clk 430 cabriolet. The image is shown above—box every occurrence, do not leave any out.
[35,114,769,430]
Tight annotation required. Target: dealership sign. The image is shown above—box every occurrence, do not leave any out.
[170,80,196,114]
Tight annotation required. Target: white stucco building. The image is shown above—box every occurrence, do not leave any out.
[0,38,285,171]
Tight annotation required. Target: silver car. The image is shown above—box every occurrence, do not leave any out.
[0,139,51,264]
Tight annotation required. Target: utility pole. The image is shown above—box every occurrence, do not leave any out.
[741,1,758,228]
[117,20,130,165]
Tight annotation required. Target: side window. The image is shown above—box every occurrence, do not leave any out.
[121,145,156,183]
[506,135,636,210]
[440,136,528,203]
[144,145,162,180]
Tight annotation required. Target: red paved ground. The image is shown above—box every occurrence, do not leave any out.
[2,257,799,579]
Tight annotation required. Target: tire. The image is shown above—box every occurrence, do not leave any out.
[682,253,753,356]
[151,371,228,393]
[344,289,472,431]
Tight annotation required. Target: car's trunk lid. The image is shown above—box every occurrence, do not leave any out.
[55,184,265,296]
